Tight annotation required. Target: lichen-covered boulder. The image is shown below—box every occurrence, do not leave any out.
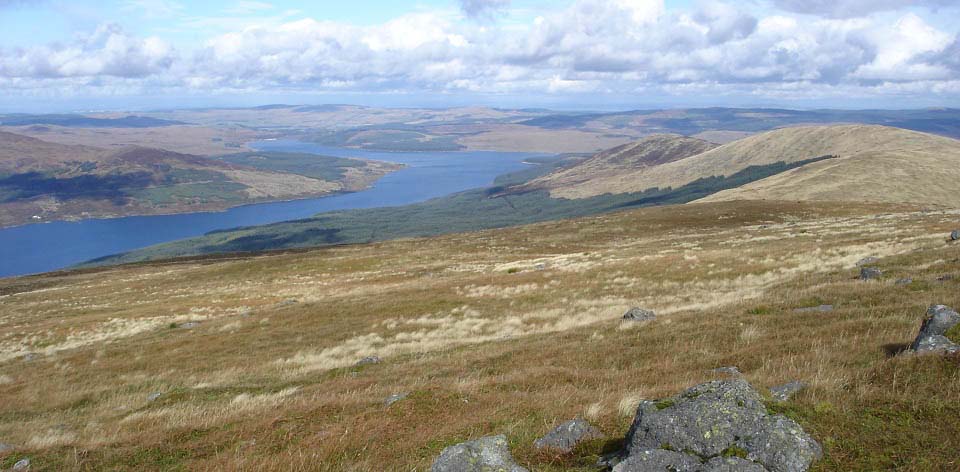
[622,379,821,472]
[623,308,656,322]
[612,449,702,472]
[911,305,960,353]
[533,418,604,454]
[702,456,769,471]
[432,435,528,472]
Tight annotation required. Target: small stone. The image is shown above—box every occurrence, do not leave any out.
[431,435,528,472]
[770,381,807,402]
[622,307,656,322]
[711,366,742,376]
[21,353,35,362]
[384,392,408,407]
[859,267,882,280]
[147,392,162,402]
[911,305,960,352]
[856,256,879,267]
[793,305,833,314]
[533,418,604,454]
[534,263,546,270]
[276,299,299,307]
[951,230,959,241]
[895,278,913,286]
[12,458,30,471]
[355,356,381,367]
[178,322,200,329]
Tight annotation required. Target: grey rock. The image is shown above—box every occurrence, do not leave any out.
[951,230,959,241]
[623,379,821,472]
[147,392,162,402]
[534,263,547,270]
[856,257,879,267]
[533,418,604,454]
[770,381,806,402]
[702,456,769,472]
[21,353,35,362]
[431,435,528,472]
[597,451,624,469]
[612,449,702,472]
[895,278,913,286]
[12,458,29,471]
[793,305,833,314]
[384,392,408,407]
[623,307,656,322]
[0,443,14,454]
[913,335,960,354]
[276,299,299,307]
[859,267,882,280]
[355,356,381,366]
[910,305,960,352]
[711,366,742,376]
[178,322,200,329]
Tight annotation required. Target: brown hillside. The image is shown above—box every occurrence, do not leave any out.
[520,134,715,193]
[547,125,960,205]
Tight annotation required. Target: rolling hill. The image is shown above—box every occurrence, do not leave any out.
[0,131,402,227]
[516,134,716,194]
[537,125,960,207]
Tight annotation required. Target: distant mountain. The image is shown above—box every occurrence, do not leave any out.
[0,131,401,227]
[0,114,185,128]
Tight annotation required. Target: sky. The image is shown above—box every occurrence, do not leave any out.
[0,0,958,112]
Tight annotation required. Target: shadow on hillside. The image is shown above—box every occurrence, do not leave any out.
[882,343,911,358]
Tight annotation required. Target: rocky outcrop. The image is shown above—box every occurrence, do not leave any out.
[432,435,528,472]
[911,305,960,354]
[384,392,408,407]
[856,257,879,267]
[617,379,821,472]
[534,418,604,454]
[355,356,381,366]
[770,381,806,402]
[623,308,656,322]
[793,305,833,314]
[859,267,882,280]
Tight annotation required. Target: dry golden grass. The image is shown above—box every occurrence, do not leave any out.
[1,125,259,156]
[1,200,959,470]
[550,125,960,205]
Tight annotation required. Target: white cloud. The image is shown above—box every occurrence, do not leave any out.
[772,0,956,19]
[0,0,956,105]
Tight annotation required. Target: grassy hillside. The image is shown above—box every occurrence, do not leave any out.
[2,200,959,470]
[0,132,402,227]
[547,125,960,202]
[85,156,835,266]
[518,134,716,194]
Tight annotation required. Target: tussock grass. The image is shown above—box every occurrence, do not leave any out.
[1,200,959,470]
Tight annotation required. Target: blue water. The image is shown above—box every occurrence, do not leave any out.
[0,141,544,278]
